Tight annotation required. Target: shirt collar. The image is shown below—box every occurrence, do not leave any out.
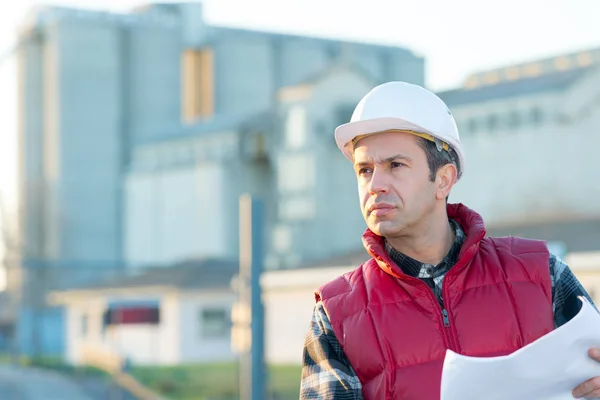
[385,219,465,278]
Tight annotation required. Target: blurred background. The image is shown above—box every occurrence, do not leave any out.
[0,0,599,399]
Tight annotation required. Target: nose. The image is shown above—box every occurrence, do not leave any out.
[368,167,389,195]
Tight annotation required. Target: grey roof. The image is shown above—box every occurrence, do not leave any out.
[76,258,239,291]
[212,26,417,55]
[28,5,179,29]
[438,67,593,107]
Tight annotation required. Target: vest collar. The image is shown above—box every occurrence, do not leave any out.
[362,203,487,279]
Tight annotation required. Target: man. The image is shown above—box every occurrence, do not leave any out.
[299,81,600,399]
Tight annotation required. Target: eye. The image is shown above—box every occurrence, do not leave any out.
[358,167,373,176]
[390,162,405,169]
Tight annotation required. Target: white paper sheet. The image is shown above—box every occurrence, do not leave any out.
[440,297,600,400]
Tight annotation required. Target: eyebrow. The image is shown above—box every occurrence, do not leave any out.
[354,154,412,168]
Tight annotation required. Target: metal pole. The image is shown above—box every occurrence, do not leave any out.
[238,194,266,400]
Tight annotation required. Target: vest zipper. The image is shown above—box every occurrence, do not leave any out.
[397,274,459,351]
[441,306,459,351]
[442,308,450,327]
[440,291,459,352]
[423,286,456,350]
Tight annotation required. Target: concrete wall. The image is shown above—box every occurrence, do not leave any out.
[18,33,45,260]
[125,129,275,267]
[211,29,425,115]
[448,80,600,226]
[17,15,128,355]
[125,161,228,267]
[19,8,185,271]
[49,19,124,264]
[126,23,182,142]
[213,33,276,115]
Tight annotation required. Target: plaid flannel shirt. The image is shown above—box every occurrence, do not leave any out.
[300,221,596,399]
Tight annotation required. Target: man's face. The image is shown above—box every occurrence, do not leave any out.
[353,131,437,238]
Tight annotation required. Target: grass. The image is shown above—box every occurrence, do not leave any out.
[0,354,302,400]
[130,363,302,400]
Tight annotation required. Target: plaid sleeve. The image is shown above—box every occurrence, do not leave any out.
[300,301,363,400]
[550,252,597,328]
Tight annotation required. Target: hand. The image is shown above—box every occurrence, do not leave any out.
[573,349,600,399]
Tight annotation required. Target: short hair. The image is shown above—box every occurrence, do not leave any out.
[417,138,461,182]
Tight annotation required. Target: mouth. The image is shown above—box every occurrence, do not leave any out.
[368,203,396,217]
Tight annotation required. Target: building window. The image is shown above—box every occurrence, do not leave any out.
[577,52,593,68]
[285,105,307,149]
[482,71,500,86]
[279,195,316,220]
[103,306,160,325]
[554,56,571,71]
[182,48,214,123]
[523,63,542,77]
[278,153,315,193]
[504,67,520,81]
[201,308,230,339]
[81,314,88,337]
[465,75,480,89]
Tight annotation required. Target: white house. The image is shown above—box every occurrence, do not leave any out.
[48,259,238,366]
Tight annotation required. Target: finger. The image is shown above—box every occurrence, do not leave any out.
[584,388,600,400]
[573,377,600,398]
[590,348,600,362]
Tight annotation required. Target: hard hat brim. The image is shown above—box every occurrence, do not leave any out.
[334,116,466,179]
[334,117,436,161]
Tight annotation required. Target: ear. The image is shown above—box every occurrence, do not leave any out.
[435,163,458,200]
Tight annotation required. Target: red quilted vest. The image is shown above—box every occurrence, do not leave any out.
[316,203,554,400]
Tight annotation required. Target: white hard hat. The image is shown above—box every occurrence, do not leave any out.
[334,81,465,179]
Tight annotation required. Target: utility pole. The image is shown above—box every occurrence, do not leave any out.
[232,194,266,400]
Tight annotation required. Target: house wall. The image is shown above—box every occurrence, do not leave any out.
[178,290,237,364]
[261,267,351,364]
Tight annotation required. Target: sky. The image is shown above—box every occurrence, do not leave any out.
[0,0,599,215]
